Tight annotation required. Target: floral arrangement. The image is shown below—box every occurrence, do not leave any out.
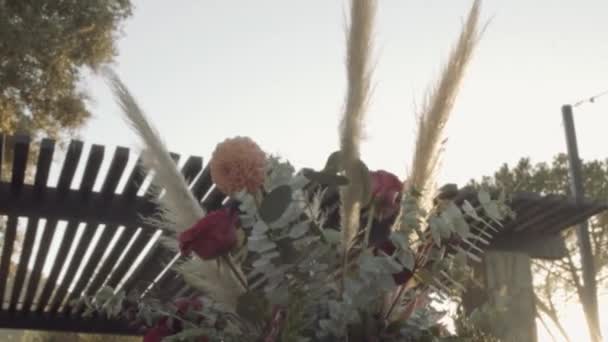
[82,0,513,341]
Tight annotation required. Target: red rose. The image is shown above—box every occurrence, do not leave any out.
[370,170,403,219]
[174,296,203,316]
[179,208,238,260]
[143,318,172,342]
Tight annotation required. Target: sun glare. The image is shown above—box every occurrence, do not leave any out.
[537,296,607,342]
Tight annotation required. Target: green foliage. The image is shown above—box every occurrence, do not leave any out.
[0,0,132,138]
[20,330,139,342]
[470,154,608,278]
[470,154,608,341]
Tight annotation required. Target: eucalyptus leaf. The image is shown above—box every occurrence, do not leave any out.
[289,220,310,239]
[397,249,415,271]
[290,172,310,190]
[462,200,481,221]
[236,292,270,324]
[389,231,409,249]
[482,201,503,222]
[322,229,341,245]
[323,151,343,174]
[252,220,269,235]
[259,185,293,223]
[478,189,491,205]
[248,238,277,253]
[430,223,441,247]
[303,169,349,186]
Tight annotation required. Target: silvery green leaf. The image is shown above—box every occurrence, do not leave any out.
[289,220,310,239]
[376,273,397,292]
[289,172,310,190]
[265,156,295,191]
[344,277,364,295]
[359,254,379,274]
[248,238,276,253]
[163,328,208,341]
[237,192,257,213]
[141,307,154,326]
[397,249,415,270]
[239,214,256,227]
[429,217,443,246]
[95,286,114,303]
[380,255,404,274]
[443,202,463,220]
[438,216,453,238]
[268,285,289,305]
[252,220,269,235]
[482,201,504,222]
[260,185,293,223]
[402,212,420,230]
[252,257,271,268]
[453,216,470,238]
[478,189,491,205]
[322,229,341,245]
[389,231,409,249]
[462,200,481,221]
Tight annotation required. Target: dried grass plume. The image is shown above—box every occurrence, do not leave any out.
[407,0,485,213]
[339,0,377,252]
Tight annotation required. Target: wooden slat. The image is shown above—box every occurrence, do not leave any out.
[64,148,130,314]
[79,226,137,304]
[155,272,185,302]
[46,222,99,314]
[78,145,105,198]
[119,237,163,296]
[190,164,211,201]
[132,156,206,299]
[118,153,185,294]
[202,187,226,211]
[8,217,39,311]
[10,134,29,196]
[65,223,120,316]
[122,157,146,199]
[32,139,56,198]
[104,229,150,290]
[0,216,19,307]
[100,147,129,199]
[9,137,48,311]
[55,140,84,197]
[103,158,154,290]
[0,183,158,229]
[180,156,203,184]
[34,220,81,313]
[0,133,4,180]
[21,140,84,312]
[0,311,141,335]
[20,219,59,312]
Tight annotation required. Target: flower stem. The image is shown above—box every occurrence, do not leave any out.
[222,255,248,291]
[363,205,375,247]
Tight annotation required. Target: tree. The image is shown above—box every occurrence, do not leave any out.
[0,2,133,340]
[0,0,132,140]
[470,154,608,341]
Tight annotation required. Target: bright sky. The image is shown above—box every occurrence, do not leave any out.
[77,0,608,340]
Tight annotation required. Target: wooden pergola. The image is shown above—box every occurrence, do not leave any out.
[0,134,605,337]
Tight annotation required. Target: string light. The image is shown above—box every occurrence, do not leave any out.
[573,89,608,108]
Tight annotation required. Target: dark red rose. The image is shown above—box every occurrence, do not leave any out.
[143,318,172,342]
[179,208,238,260]
[174,296,204,316]
[370,170,403,219]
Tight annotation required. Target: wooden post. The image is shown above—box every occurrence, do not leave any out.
[561,104,602,342]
